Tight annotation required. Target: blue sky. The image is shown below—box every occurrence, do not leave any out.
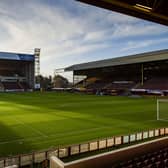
[0,0,168,78]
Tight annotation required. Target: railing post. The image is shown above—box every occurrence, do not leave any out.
[68,147,71,157]
[18,155,21,167]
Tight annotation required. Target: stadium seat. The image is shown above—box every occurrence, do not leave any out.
[114,147,168,168]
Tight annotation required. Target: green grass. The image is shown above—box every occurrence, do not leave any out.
[0,92,167,157]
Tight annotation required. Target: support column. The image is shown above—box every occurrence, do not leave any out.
[141,64,144,86]
[73,71,75,87]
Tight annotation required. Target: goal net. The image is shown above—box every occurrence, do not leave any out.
[157,99,168,121]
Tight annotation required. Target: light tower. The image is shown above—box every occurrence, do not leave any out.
[34,48,41,89]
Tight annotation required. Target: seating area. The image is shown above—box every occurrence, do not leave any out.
[80,76,168,96]
[86,80,108,90]
[105,81,135,90]
[1,82,30,91]
[2,82,22,90]
[0,70,23,77]
[20,82,30,90]
[115,147,168,168]
[84,79,136,95]
[0,70,15,77]
[0,69,30,91]
[138,77,168,90]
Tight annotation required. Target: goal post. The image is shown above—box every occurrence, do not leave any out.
[157,99,168,121]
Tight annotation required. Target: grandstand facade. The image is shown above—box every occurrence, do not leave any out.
[65,49,168,96]
[0,49,39,92]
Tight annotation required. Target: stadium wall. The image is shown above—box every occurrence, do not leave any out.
[51,136,168,168]
[0,128,167,167]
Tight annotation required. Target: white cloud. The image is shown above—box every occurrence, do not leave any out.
[0,0,167,76]
[122,38,168,51]
[112,24,168,39]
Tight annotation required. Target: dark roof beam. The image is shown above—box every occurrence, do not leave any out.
[77,0,168,26]
[145,0,150,7]
[151,0,162,11]
[153,0,158,9]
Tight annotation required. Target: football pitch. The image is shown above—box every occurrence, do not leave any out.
[0,92,167,157]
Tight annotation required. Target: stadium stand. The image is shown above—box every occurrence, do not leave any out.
[65,49,168,96]
[0,49,40,91]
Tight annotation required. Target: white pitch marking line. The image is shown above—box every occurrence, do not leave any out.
[0,136,43,145]
[157,119,168,122]
[14,118,48,138]
[0,126,108,145]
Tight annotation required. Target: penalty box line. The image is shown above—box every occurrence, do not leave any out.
[0,126,107,145]
[14,118,48,138]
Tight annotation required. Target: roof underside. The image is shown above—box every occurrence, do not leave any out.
[0,51,34,62]
[65,49,168,71]
[77,0,168,26]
